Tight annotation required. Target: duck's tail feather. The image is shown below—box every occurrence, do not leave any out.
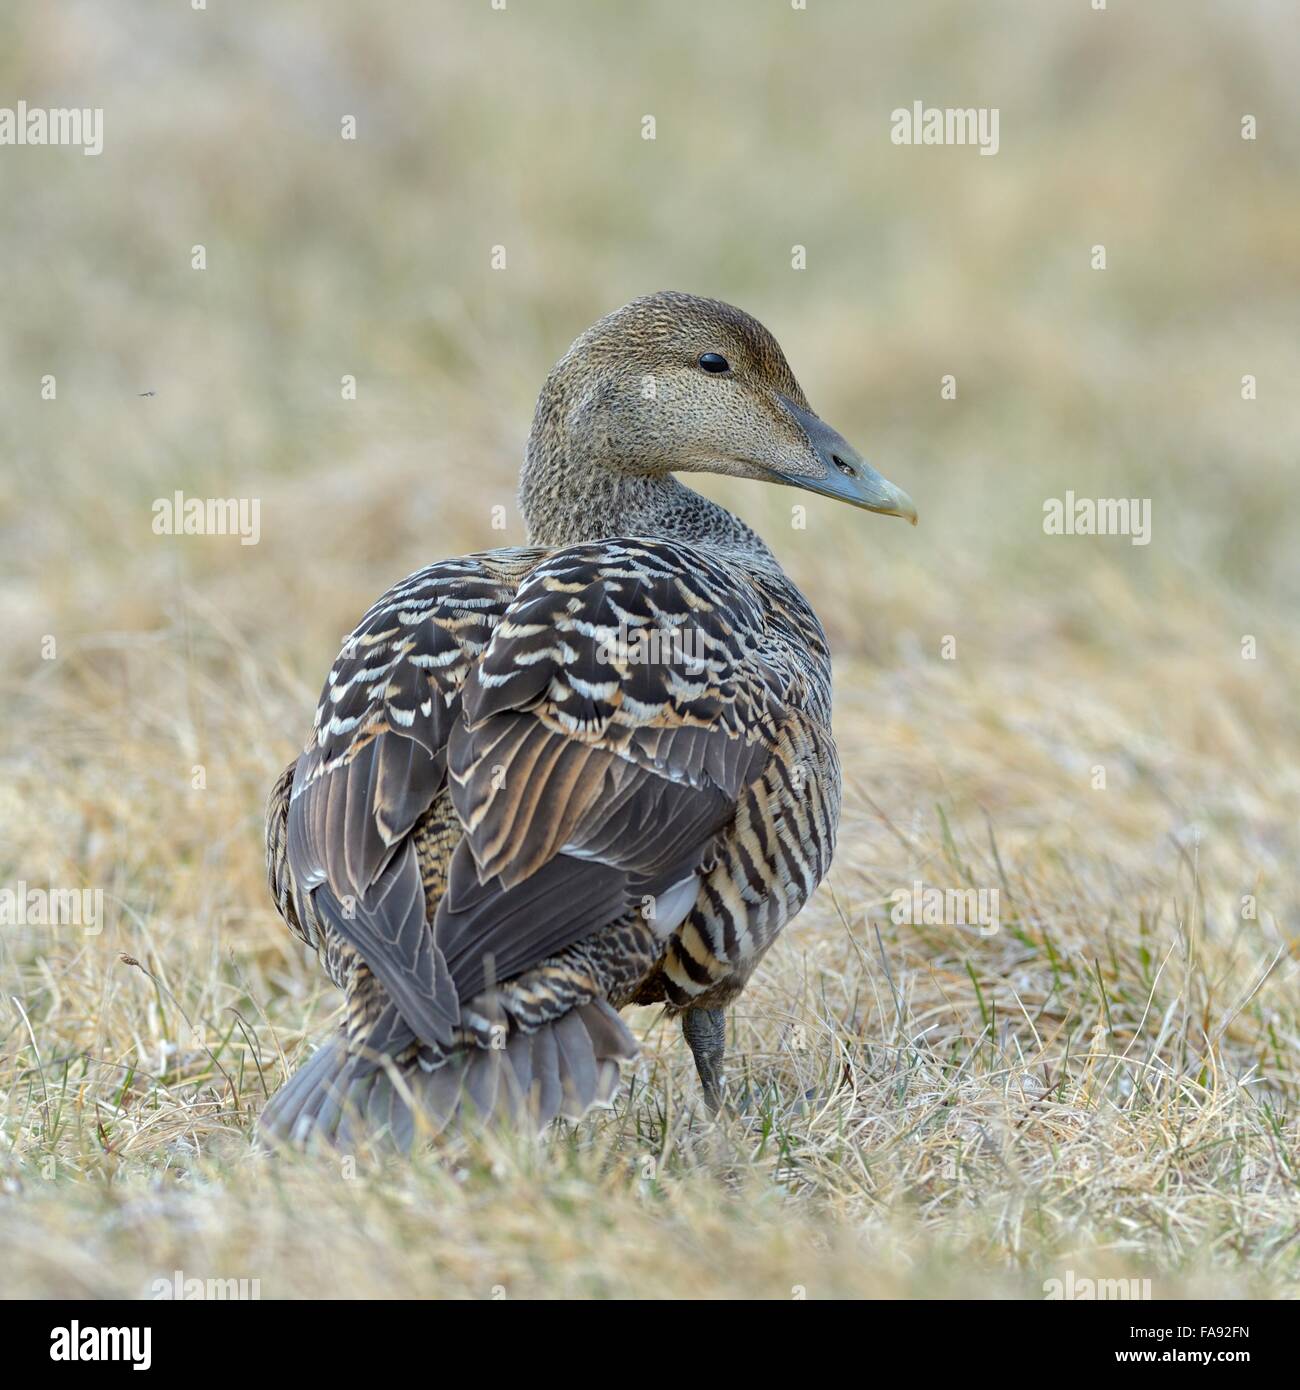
[258,999,637,1152]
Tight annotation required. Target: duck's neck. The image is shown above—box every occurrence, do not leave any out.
[518,393,776,565]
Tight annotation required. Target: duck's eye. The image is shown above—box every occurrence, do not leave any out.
[698,353,730,374]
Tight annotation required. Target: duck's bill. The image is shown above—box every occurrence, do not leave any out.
[776,395,918,525]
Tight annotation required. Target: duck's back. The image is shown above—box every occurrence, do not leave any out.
[262,535,839,1147]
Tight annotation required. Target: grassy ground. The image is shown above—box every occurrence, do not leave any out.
[2,0,1298,1298]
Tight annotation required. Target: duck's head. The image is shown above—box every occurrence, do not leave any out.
[546,290,917,525]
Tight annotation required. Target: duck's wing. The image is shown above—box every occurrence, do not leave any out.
[435,538,784,1001]
[277,549,546,1049]
[271,537,786,1063]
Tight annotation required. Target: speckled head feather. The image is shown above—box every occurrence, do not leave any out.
[520,290,916,549]
[569,290,809,407]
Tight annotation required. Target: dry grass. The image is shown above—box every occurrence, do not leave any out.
[2,0,1299,1298]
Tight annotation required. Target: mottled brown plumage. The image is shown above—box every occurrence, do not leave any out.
[260,291,916,1148]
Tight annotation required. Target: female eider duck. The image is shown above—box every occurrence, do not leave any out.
[262,291,916,1148]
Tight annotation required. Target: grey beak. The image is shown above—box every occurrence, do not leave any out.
[775,395,918,525]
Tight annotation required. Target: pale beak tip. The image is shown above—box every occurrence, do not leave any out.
[892,489,919,527]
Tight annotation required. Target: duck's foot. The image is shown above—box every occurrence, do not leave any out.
[680,1007,726,1113]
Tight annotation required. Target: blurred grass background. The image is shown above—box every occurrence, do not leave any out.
[1,0,1298,1298]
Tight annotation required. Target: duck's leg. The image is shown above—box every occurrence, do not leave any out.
[680,1007,726,1112]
